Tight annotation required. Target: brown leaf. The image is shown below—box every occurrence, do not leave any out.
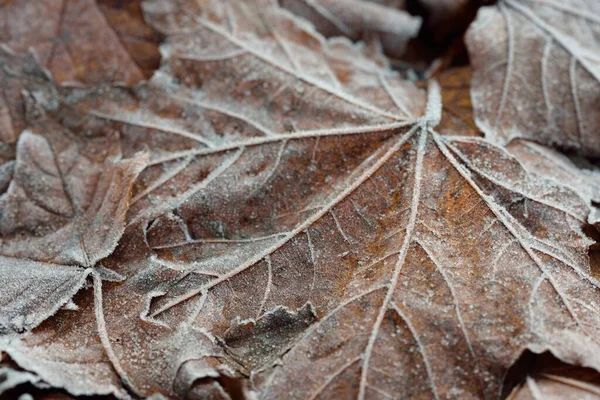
[430,65,479,138]
[0,1,428,396]
[95,0,162,79]
[2,1,600,399]
[0,49,147,335]
[466,0,600,156]
[0,0,159,85]
[435,65,600,224]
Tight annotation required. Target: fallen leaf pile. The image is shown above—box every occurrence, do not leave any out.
[0,0,599,399]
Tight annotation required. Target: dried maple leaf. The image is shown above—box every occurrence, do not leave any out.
[1,1,426,397]
[0,49,147,335]
[1,0,600,399]
[0,0,159,85]
[466,0,600,156]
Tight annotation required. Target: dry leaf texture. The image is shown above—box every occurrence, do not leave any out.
[0,0,599,399]
[434,65,600,225]
[466,0,600,156]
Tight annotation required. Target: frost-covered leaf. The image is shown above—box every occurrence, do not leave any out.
[0,47,56,145]
[0,0,158,85]
[279,0,420,58]
[434,65,600,224]
[2,0,600,399]
[0,122,147,266]
[466,0,600,156]
[250,105,600,400]
[0,50,147,337]
[506,140,600,224]
[0,256,90,334]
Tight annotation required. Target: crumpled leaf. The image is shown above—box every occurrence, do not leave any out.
[466,0,600,156]
[278,0,421,58]
[0,0,159,85]
[2,0,600,399]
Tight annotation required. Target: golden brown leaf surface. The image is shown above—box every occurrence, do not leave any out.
[0,1,599,399]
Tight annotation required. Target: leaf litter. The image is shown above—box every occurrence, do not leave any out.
[0,0,599,399]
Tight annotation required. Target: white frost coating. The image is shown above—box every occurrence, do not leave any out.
[93,265,125,282]
[145,120,418,167]
[0,257,91,333]
[197,18,401,121]
[257,255,273,318]
[357,130,429,400]
[61,299,79,311]
[0,367,43,392]
[505,140,600,222]
[422,80,442,128]
[139,289,171,328]
[466,0,600,155]
[128,147,244,226]
[526,376,545,399]
[92,272,142,398]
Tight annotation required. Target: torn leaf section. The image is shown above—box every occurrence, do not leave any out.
[174,356,246,400]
